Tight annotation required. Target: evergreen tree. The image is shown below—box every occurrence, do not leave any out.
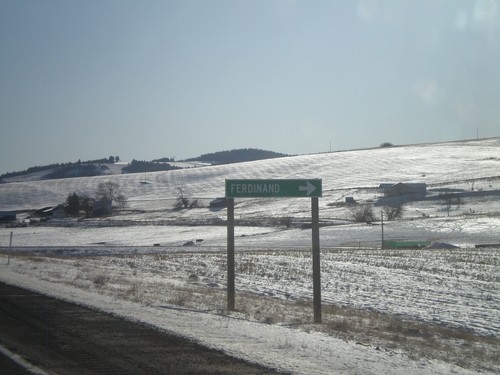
[65,192,81,216]
[80,196,95,216]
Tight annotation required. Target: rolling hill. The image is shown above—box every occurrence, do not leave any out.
[0,138,499,248]
[0,138,498,207]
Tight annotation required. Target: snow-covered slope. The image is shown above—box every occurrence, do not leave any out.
[1,138,499,211]
[1,138,499,249]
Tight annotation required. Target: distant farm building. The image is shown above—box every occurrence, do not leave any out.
[92,199,113,216]
[379,183,427,197]
[34,205,66,218]
[210,197,227,208]
[0,211,16,222]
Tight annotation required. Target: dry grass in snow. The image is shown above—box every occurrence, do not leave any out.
[2,246,498,373]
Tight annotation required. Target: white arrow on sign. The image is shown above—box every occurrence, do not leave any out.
[299,181,317,196]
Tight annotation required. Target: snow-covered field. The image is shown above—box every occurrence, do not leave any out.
[1,138,499,374]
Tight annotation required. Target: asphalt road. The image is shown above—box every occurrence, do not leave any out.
[0,352,33,375]
[0,282,285,374]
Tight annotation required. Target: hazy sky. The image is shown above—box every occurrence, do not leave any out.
[1,0,499,174]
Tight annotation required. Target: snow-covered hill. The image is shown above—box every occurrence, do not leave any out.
[1,138,499,209]
[1,138,499,248]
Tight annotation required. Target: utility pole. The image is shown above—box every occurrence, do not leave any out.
[381,211,384,249]
[8,231,13,265]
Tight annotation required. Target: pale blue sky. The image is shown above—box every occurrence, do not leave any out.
[1,0,499,174]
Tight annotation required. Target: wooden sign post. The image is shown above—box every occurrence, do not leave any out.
[225,179,323,323]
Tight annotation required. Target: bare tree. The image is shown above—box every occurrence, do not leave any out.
[277,216,293,228]
[95,181,126,214]
[174,186,202,209]
[189,198,202,208]
[440,193,461,217]
[174,186,189,209]
[351,205,375,223]
[114,194,127,210]
[383,205,404,220]
[96,181,121,201]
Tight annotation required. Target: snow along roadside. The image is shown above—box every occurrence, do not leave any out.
[0,267,480,375]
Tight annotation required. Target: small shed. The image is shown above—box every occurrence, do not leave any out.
[210,197,227,208]
[92,199,112,216]
[0,211,16,222]
[34,205,66,218]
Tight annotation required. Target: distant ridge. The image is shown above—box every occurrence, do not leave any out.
[5,138,496,182]
[183,148,288,164]
[0,149,288,183]
[0,156,119,182]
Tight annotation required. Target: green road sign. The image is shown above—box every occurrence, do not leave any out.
[225,179,322,198]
